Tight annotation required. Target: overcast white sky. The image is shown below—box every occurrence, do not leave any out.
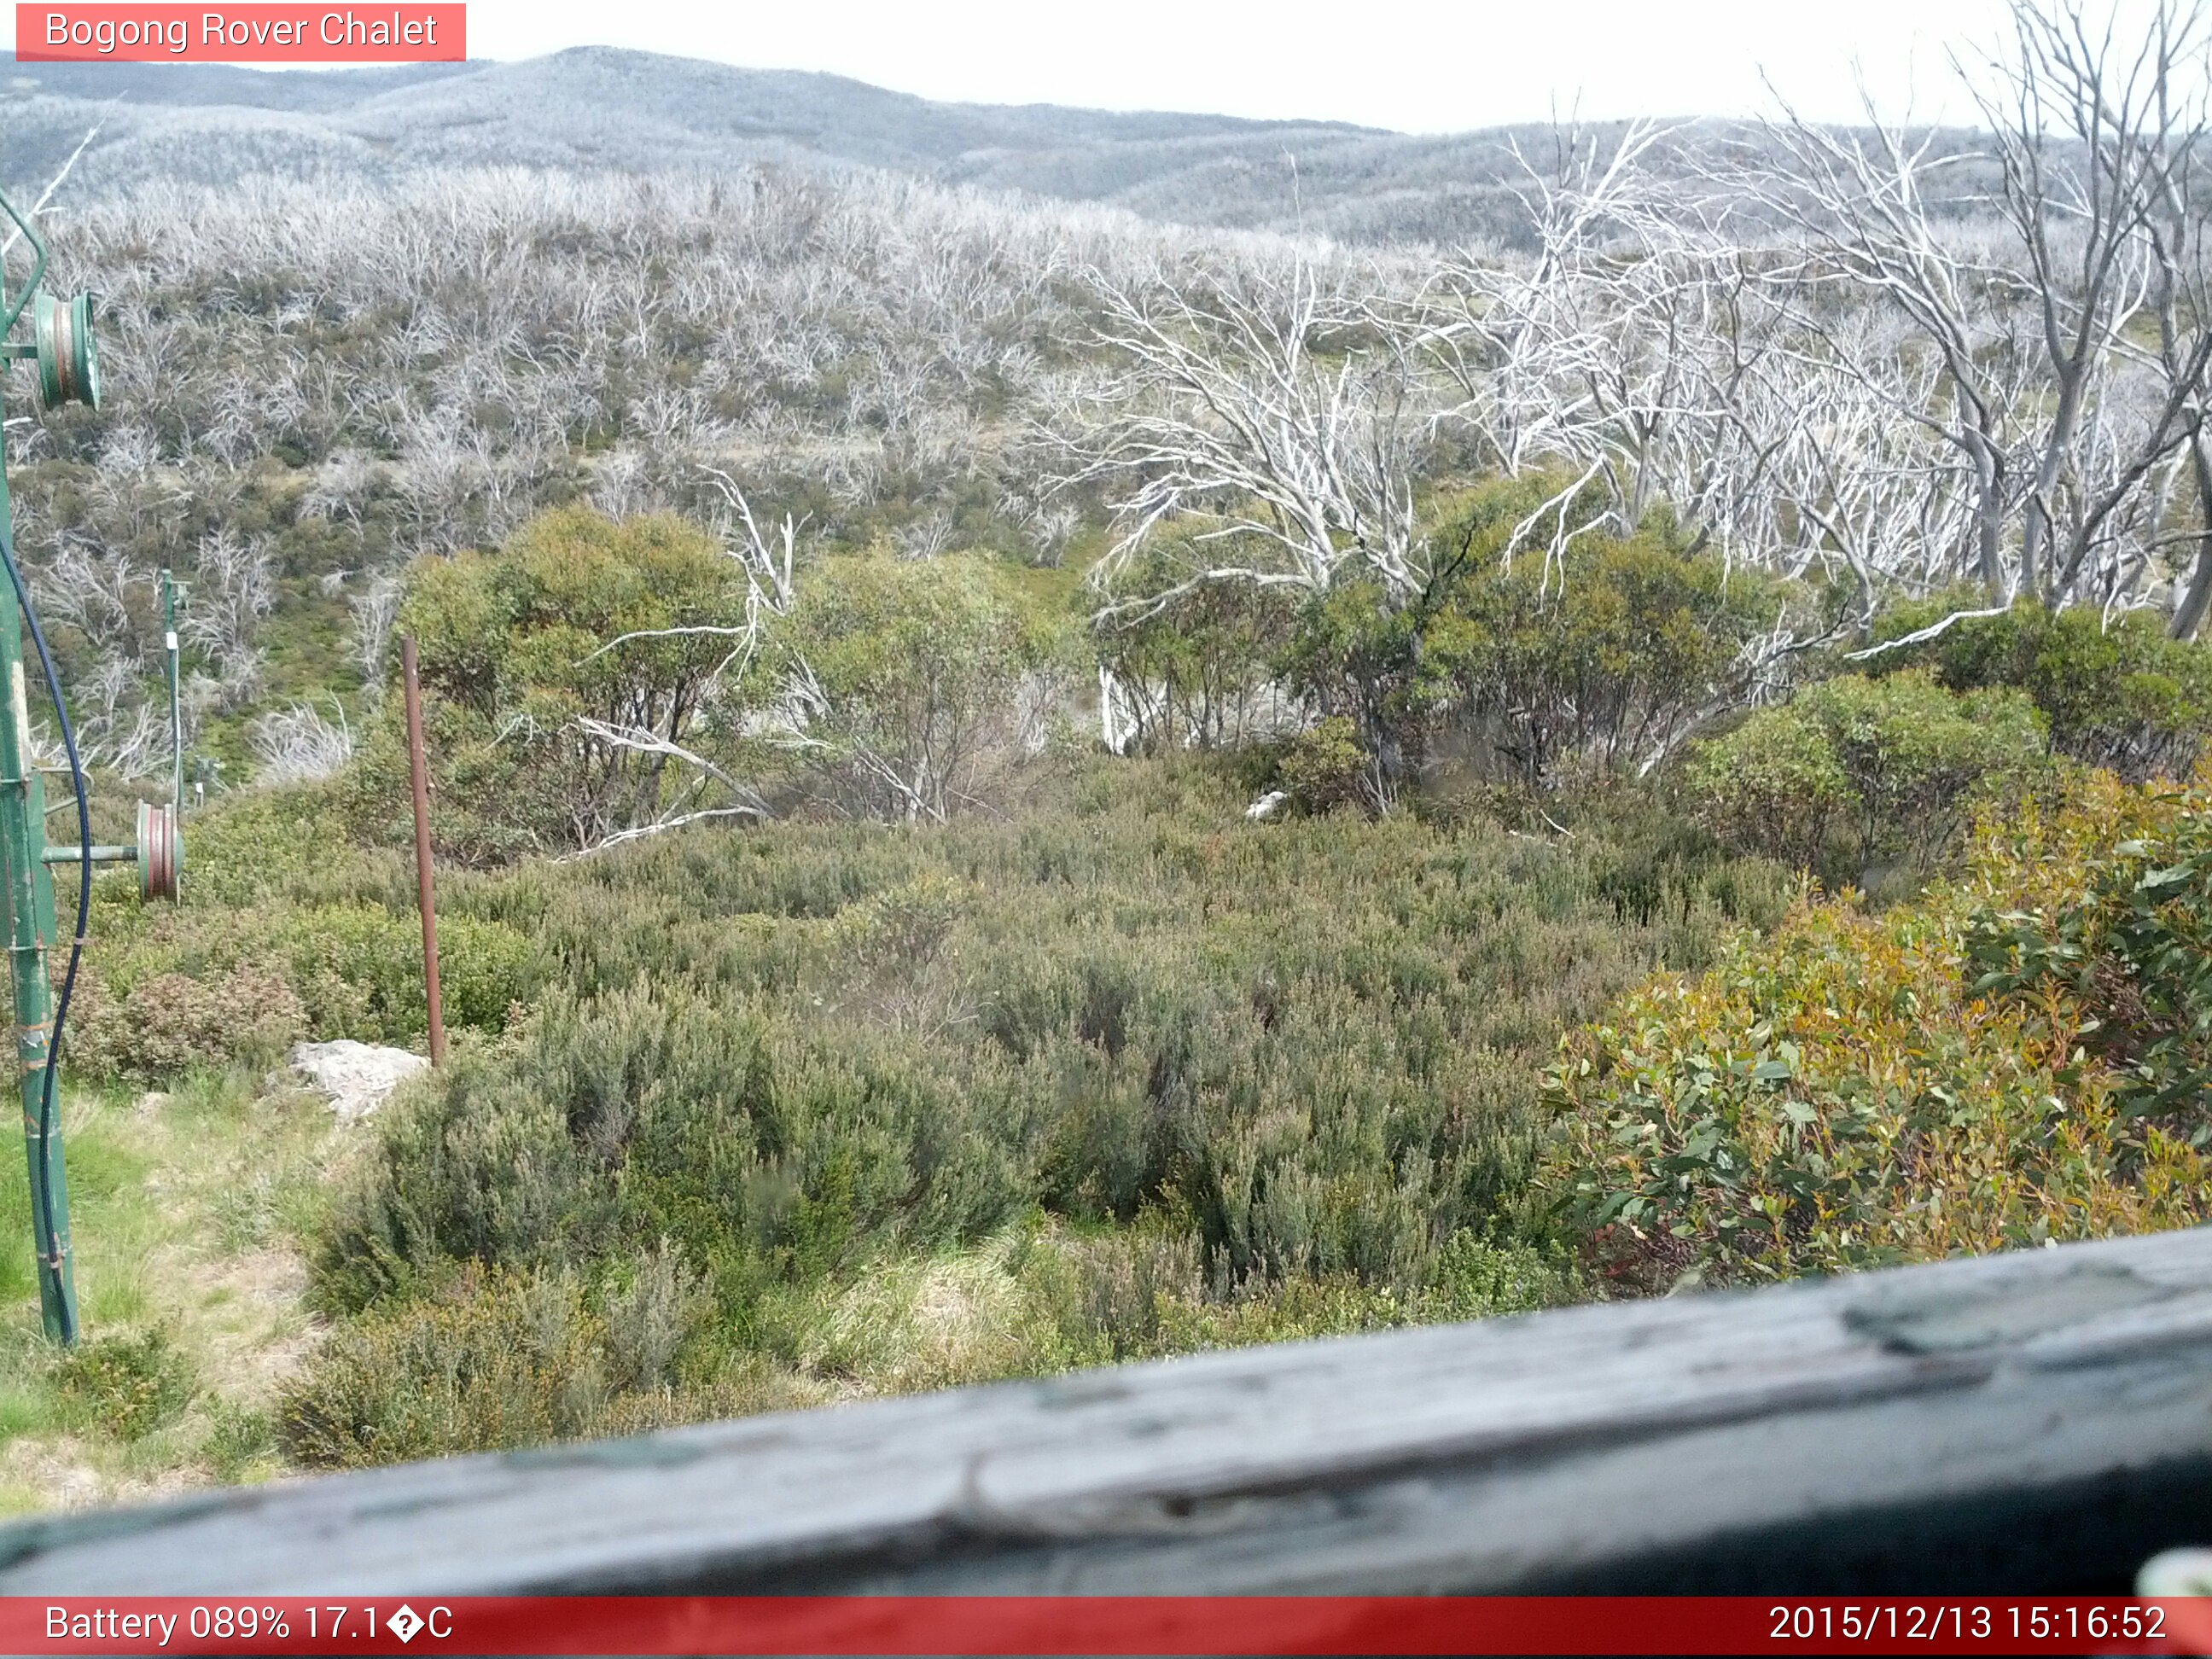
[6,0,2018,131]
[457,0,2017,131]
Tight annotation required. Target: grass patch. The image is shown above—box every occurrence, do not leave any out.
[0,1071,343,1515]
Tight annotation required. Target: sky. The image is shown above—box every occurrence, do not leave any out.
[451,0,2017,133]
[3,0,2023,132]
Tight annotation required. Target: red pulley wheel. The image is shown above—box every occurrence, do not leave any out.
[137,800,180,902]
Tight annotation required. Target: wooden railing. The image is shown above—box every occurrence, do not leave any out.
[4,1226,2210,1594]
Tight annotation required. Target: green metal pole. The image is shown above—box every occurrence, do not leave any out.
[42,846,136,865]
[0,382,73,1342]
[161,568,181,815]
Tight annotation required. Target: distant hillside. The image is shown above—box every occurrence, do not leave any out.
[0,46,1647,244]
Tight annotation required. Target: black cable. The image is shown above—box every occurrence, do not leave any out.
[0,528,85,1345]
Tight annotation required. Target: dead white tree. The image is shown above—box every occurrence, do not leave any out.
[1388,4,2207,642]
[348,571,404,690]
[248,699,355,785]
[1981,0,2212,610]
[185,527,276,703]
[1724,0,2212,628]
[1416,121,1703,527]
[1411,125,1881,608]
[2078,0,2212,635]
[1058,256,1459,787]
[1065,259,1442,620]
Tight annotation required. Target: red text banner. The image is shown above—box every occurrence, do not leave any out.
[2,1596,2209,1656]
[16,5,463,61]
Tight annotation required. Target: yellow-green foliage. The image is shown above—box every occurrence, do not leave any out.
[1542,768,2212,1293]
[361,516,1077,852]
[405,506,748,725]
[55,1325,196,1441]
[1965,771,2212,1118]
[278,1254,796,1470]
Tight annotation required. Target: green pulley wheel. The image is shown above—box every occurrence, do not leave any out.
[136,800,180,902]
[33,291,99,411]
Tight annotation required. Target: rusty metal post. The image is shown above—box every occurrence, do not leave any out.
[400,637,446,1067]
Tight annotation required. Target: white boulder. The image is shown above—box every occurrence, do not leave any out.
[290,1040,431,1123]
[1244,789,1290,822]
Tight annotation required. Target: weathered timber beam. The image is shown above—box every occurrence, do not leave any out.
[5,1227,2212,1594]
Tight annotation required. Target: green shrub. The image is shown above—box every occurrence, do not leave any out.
[784,550,1063,821]
[1685,672,2048,880]
[201,1401,279,1481]
[270,905,533,1039]
[70,961,306,1083]
[168,783,366,909]
[317,979,1038,1314]
[281,1266,614,1468]
[1432,530,1792,785]
[603,1239,704,1394]
[1091,538,1299,752]
[70,891,530,1077]
[1679,702,1849,872]
[65,783,539,1079]
[58,1324,196,1440]
[829,873,974,1032]
[1014,1220,1575,1365]
[1274,715,1370,813]
[281,1253,794,1470]
[298,759,1792,1466]
[362,506,755,862]
[1276,480,1799,792]
[1869,600,2212,779]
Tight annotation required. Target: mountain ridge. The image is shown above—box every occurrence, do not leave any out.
[0,44,1660,244]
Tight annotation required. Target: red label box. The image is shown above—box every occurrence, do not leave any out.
[16,4,464,61]
[3,1596,2209,1656]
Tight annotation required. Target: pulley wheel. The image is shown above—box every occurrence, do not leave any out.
[137,800,180,902]
[34,291,100,412]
